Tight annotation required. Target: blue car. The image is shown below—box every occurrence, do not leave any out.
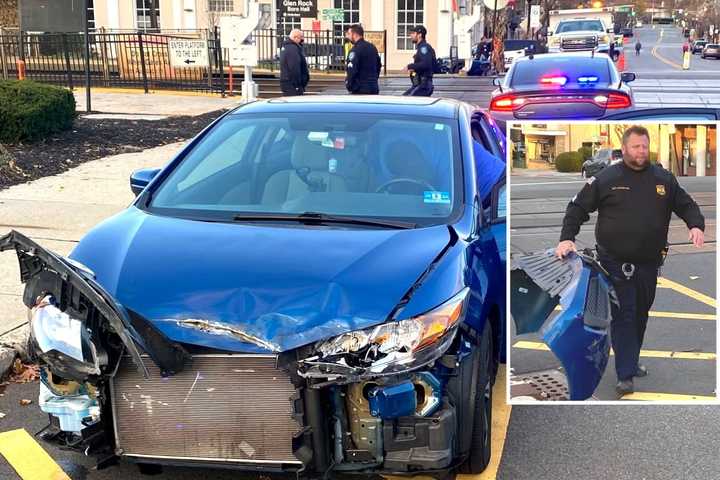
[1,97,507,478]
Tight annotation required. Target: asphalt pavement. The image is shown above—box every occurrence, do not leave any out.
[510,172,716,401]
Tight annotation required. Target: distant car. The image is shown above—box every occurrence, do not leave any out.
[489,52,636,121]
[635,21,643,28]
[547,18,615,57]
[622,27,633,37]
[581,148,623,178]
[683,28,691,38]
[701,44,720,59]
[503,39,542,68]
[692,40,707,54]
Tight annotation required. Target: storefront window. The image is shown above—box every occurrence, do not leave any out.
[136,0,160,31]
[397,0,424,50]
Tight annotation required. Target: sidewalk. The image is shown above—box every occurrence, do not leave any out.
[0,141,187,371]
[73,90,241,118]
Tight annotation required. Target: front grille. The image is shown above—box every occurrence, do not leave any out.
[111,355,301,464]
[561,36,598,50]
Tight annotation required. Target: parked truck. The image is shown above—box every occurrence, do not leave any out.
[547,8,617,59]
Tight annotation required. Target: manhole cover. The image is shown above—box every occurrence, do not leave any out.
[510,368,570,401]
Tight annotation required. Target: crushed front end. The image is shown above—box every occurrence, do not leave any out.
[1,230,483,478]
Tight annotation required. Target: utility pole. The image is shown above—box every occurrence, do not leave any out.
[84,0,91,112]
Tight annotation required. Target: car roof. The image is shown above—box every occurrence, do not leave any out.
[231,95,463,119]
[513,52,612,64]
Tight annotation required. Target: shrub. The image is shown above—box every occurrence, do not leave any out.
[555,151,584,172]
[0,80,76,144]
[577,146,593,161]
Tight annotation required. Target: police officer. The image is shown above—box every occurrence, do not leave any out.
[279,29,309,96]
[403,25,436,96]
[345,24,382,95]
[556,125,705,396]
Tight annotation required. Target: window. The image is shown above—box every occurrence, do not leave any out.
[136,0,160,31]
[209,0,234,12]
[333,0,360,42]
[87,0,95,29]
[276,6,301,37]
[396,0,424,50]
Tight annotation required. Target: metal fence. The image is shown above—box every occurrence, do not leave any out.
[0,28,387,93]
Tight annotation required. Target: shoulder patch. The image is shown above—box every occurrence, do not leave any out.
[349,52,356,60]
[421,46,428,55]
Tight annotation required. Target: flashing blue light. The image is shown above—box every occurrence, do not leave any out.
[578,75,599,83]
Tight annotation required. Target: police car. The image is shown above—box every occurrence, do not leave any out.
[489,52,636,121]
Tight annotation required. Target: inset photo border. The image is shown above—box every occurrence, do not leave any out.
[504,120,719,405]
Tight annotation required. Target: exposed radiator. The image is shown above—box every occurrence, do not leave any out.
[111,354,301,465]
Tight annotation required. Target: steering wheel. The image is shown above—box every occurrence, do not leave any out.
[375,178,436,194]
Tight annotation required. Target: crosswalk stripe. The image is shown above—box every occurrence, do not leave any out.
[0,429,71,480]
[513,340,716,360]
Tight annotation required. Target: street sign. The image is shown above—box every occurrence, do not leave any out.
[227,44,259,67]
[220,14,260,67]
[365,31,385,53]
[321,8,343,21]
[168,39,209,68]
[530,5,541,28]
[279,0,318,19]
[483,0,509,10]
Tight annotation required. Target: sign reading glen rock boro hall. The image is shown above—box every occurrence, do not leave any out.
[278,0,317,19]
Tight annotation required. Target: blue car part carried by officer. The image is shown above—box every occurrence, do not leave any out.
[511,249,617,400]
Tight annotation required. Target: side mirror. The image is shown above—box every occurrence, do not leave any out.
[620,72,636,83]
[607,28,613,33]
[130,168,161,197]
[492,77,504,86]
[547,31,553,36]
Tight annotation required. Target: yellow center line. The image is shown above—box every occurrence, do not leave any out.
[0,429,71,480]
[552,305,715,320]
[470,364,512,480]
[513,340,716,360]
[656,277,716,308]
[622,392,717,401]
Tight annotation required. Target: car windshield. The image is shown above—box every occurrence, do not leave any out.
[510,57,612,87]
[504,40,536,51]
[556,20,605,33]
[147,112,461,226]
[595,149,612,161]
[708,44,719,48]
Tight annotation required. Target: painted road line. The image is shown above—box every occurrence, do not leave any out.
[651,45,683,70]
[513,341,716,360]
[657,277,716,308]
[552,306,715,320]
[0,429,71,480]
[622,392,717,401]
[471,364,512,480]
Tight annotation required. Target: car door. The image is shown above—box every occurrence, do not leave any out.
[511,250,614,400]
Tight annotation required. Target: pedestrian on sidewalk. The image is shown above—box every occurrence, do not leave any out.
[344,24,382,95]
[403,25,436,96]
[635,40,642,55]
[555,125,705,398]
[279,29,309,96]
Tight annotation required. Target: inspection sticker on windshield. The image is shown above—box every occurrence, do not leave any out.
[424,191,451,204]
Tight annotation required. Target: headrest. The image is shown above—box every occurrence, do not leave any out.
[291,136,328,171]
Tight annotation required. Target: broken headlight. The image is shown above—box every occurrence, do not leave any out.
[314,288,469,374]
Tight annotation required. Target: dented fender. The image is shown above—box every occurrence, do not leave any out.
[0,230,189,378]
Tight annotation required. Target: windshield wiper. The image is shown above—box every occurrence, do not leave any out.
[232,212,416,229]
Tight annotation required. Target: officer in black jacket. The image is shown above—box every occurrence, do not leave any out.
[279,29,309,96]
[345,24,382,94]
[403,25,436,96]
[556,125,705,396]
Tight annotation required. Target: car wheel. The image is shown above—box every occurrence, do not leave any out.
[458,321,493,474]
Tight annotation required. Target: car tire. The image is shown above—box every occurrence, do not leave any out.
[457,321,494,475]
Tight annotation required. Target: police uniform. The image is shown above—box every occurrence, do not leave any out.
[560,162,704,382]
[345,38,382,95]
[404,29,436,97]
[279,39,309,96]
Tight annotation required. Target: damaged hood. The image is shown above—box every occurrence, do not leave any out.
[70,207,454,353]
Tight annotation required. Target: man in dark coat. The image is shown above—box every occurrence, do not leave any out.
[279,29,309,96]
[403,25,436,96]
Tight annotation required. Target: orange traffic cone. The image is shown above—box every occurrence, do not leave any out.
[617,51,626,71]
